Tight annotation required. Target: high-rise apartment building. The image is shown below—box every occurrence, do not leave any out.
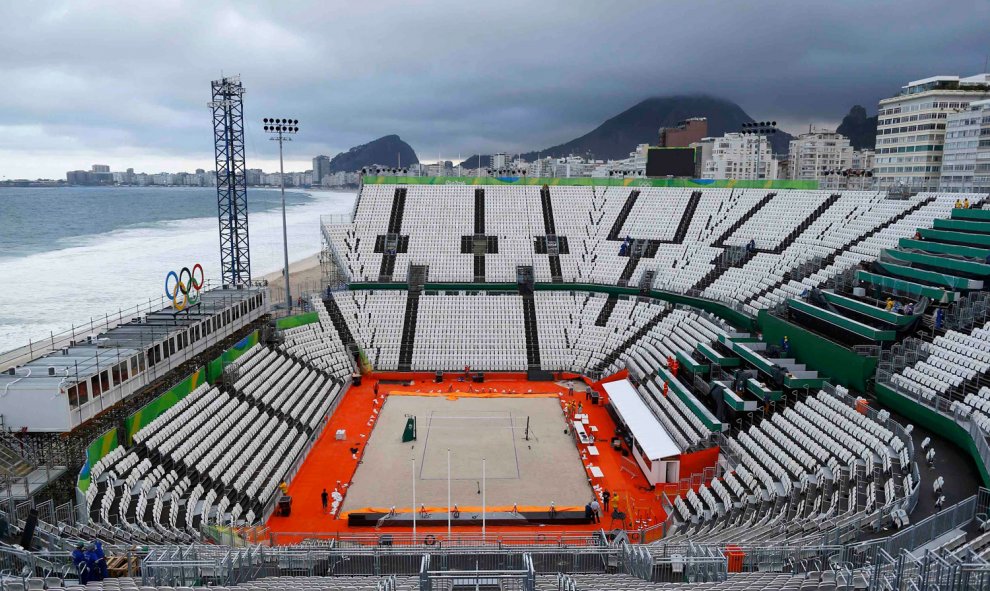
[312,155,331,185]
[939,99,990,193]
[697,133,778,180]
[874,73,990,191]
[788,131,853,181]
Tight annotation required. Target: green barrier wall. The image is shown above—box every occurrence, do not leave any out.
[122,367,208,445]
[77,429,119,493]
[363,175,818,190]
[758,310,878,392]
[206,330,260,383]
[348,281,756,331]
[876,383,990,487]
[275,312,320,330]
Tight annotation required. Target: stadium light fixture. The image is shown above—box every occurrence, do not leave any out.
[264,117,300,312]
[739,121,778,180]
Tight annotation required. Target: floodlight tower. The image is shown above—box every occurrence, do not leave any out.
[210,76,251,286]
[263,117,299,311]
[740,121,778,181]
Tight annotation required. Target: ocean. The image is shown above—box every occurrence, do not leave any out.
[0,186,356,353]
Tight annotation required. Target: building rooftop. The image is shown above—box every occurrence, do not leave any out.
[895,73,990,97]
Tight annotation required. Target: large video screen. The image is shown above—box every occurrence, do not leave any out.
[646,147,696,178]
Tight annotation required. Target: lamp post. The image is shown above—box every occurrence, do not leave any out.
[263,117,299,312]
[740,121,778,181]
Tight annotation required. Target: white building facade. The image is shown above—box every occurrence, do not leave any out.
[939,99,990,193]
[788,131,853,181]
[874,73,990,191]
[698,133,778,180]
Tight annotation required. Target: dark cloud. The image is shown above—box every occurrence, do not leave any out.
[0,0,987,178]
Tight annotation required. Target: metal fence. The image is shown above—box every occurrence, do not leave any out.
[848,491,983,561]
[121,532,990,591]
[419,553,536,591]
[140,543,619,587]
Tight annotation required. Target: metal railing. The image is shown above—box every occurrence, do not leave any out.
[58,533,990,591]
[419,552,536,591]
[876,368,990,491]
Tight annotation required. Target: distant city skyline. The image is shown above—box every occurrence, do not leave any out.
[1,1,988,179]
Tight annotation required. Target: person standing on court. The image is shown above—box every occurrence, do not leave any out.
[590,498,601,523]
[321,489,329,512]
[602,490,611,512]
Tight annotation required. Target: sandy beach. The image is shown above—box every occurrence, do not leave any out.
[261,253,326,306]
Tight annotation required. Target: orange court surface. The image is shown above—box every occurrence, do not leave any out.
[265,371,685,544]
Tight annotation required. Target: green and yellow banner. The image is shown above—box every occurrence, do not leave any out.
[275,312,320,330]
[363,175,818,190]
[77,429,119,493]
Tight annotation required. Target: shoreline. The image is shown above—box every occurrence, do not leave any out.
[260,253,325,305]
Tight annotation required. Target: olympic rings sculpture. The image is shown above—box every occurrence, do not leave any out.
[165,264,205,311]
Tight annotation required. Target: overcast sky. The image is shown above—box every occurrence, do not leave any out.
[1,0,988,179]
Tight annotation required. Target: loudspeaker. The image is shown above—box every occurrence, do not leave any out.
[19,509,38,549]
[435,371,443,383]
[472,373,484,383]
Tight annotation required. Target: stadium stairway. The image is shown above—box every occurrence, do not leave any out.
[594,295,620,327]
[712,191,777,248]
[0,441,36,478]
[377,187,408,281]
[539,186,567,282]
[474,188,485,234]
[667,190,703,244]
[396,291,420,371]
[522,292,542,369]
[607,189,640,240]
[322,296,357,350]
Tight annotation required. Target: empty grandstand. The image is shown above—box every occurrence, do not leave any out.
[3,177,990,590]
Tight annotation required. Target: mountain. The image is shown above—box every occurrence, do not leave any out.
[328,134,418,173]
[459,95,793,168]
[835,105,878,151]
